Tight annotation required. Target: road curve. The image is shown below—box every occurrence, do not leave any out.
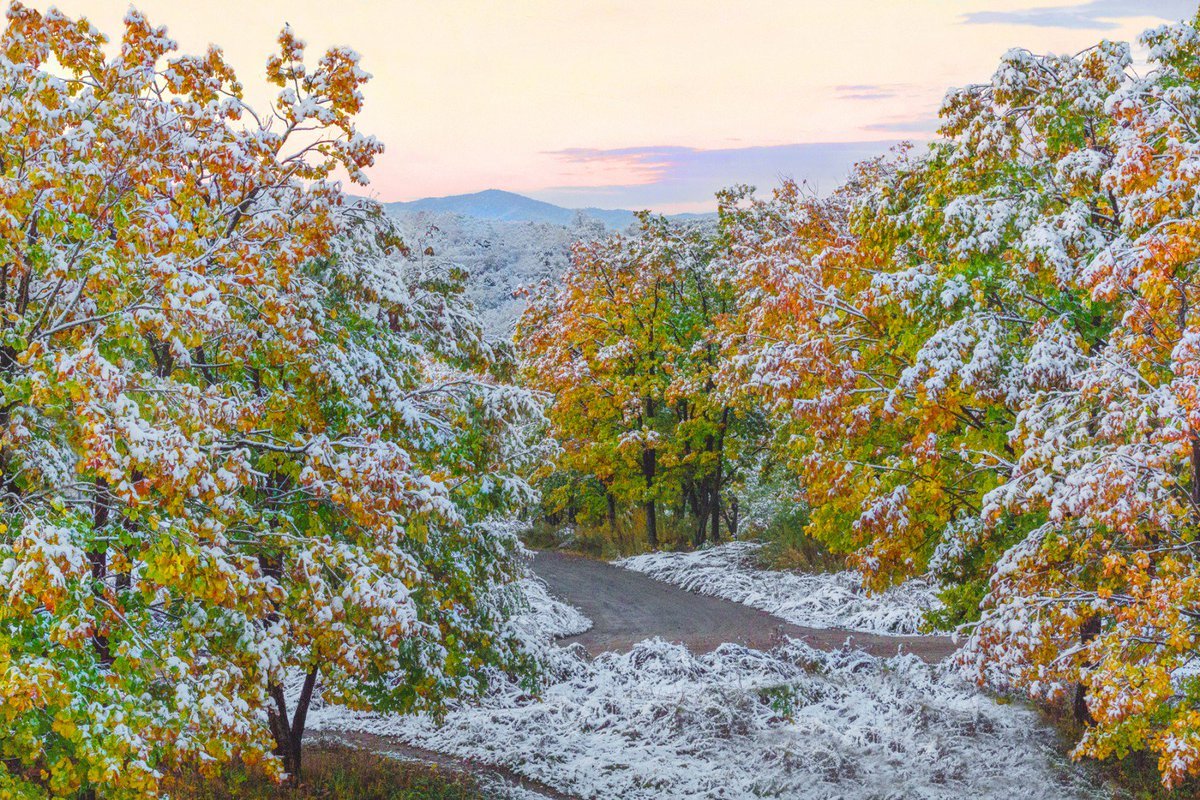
[532,550,957,663]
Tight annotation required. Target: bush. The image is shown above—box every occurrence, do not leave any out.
[745,504,843,573]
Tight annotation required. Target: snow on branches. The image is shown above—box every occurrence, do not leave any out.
[712,9,1200,789]
[0,5,542,797]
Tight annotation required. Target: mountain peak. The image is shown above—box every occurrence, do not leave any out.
[385,190,661,229]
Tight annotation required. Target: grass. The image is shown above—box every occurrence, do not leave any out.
[165,744,485,800]
[523,513,700,559]
[748,505,843,573]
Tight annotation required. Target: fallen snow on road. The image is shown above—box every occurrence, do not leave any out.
[617,541,941,635]
[310,566,1103,800]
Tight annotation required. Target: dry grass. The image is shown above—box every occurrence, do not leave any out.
[165,744,484,800]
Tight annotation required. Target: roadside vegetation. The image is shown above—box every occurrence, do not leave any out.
[7,0,1200,796]
[165,746,483,800]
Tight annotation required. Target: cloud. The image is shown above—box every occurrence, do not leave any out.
[533,141,905,211]
[962,0,1193,30]
[835,84,916,101]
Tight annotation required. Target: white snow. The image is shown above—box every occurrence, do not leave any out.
[505,573,594,644]
[309,561,1104,800]
[616,542,941,636]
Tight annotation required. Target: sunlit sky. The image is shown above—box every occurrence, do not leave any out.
[41,1,1199,212]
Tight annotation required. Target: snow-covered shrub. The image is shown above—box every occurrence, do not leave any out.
[311,633,1103,800]
[617,542,941,635]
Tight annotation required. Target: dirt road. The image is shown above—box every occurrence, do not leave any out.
[532,550,957,663]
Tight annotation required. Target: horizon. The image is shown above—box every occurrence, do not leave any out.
[46,1,1198,212]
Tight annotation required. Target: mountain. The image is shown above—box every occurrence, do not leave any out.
[382,190,716,340]
[384,189,709,229]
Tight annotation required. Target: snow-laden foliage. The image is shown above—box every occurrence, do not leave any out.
[709,9,1200,788]
[617,542,940,636]
[516,215,756,550]
[312,598,1102,800]
[0,7,545,798]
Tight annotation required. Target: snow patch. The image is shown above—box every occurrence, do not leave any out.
[309,568,1103,800]
[312,636,1101,800]
[616,542,941,636]
[507,573,594,644]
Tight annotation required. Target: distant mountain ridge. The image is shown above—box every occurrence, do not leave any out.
[384,189,710,229]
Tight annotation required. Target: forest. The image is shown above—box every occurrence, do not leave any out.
[5,2,1200,799]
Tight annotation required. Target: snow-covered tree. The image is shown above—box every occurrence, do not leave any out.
[715,9,1200,787]
[0,6,540,797]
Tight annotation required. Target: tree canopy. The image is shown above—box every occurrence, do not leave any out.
[0,5,540,797]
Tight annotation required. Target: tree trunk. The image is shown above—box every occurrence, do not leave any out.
[644,494,658,549]
[711,407,729,544]
[1073,614,1101,725]
[709,458,723,544]
[709,486,720,544]
[692,482,709,547]
[642,396,658,549]
[1192,432,1200,520]
[268,665,320,779]
[606,491,618,532]
[89,478,112,665]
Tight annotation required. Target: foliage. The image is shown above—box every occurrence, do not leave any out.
[0,5,541,798]
[512,3,1200,787]
[708,9,1200,789]
[516,215,759,549]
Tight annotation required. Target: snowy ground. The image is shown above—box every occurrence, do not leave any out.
[308,555,1105,800]
[617,541,941,636]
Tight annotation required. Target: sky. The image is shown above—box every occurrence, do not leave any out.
[39,1,1200,212]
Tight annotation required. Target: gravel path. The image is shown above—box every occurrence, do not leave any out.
[532,550,957,663]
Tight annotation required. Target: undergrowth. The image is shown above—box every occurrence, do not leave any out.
[747,503,843,572]
[524,502,844,573]
[164,745,483,800]
[524,513,701,558]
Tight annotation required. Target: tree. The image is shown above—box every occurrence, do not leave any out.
[0,6,539,797]
[714,10,1200,787]
[963,16,1200,786]
[517,215,747,548]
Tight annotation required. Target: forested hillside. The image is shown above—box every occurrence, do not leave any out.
[387,212,601,338]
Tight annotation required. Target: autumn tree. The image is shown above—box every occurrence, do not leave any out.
[714,9,1200,788]
[962,16,1200,786]
[0,6,539,798]
[518,216,749,548]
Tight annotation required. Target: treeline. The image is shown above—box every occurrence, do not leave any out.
[518,12,1200,788]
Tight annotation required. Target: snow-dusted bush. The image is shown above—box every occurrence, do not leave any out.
[617,542,941,635]
[503,574,593,646]
[311,634,1102,800]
